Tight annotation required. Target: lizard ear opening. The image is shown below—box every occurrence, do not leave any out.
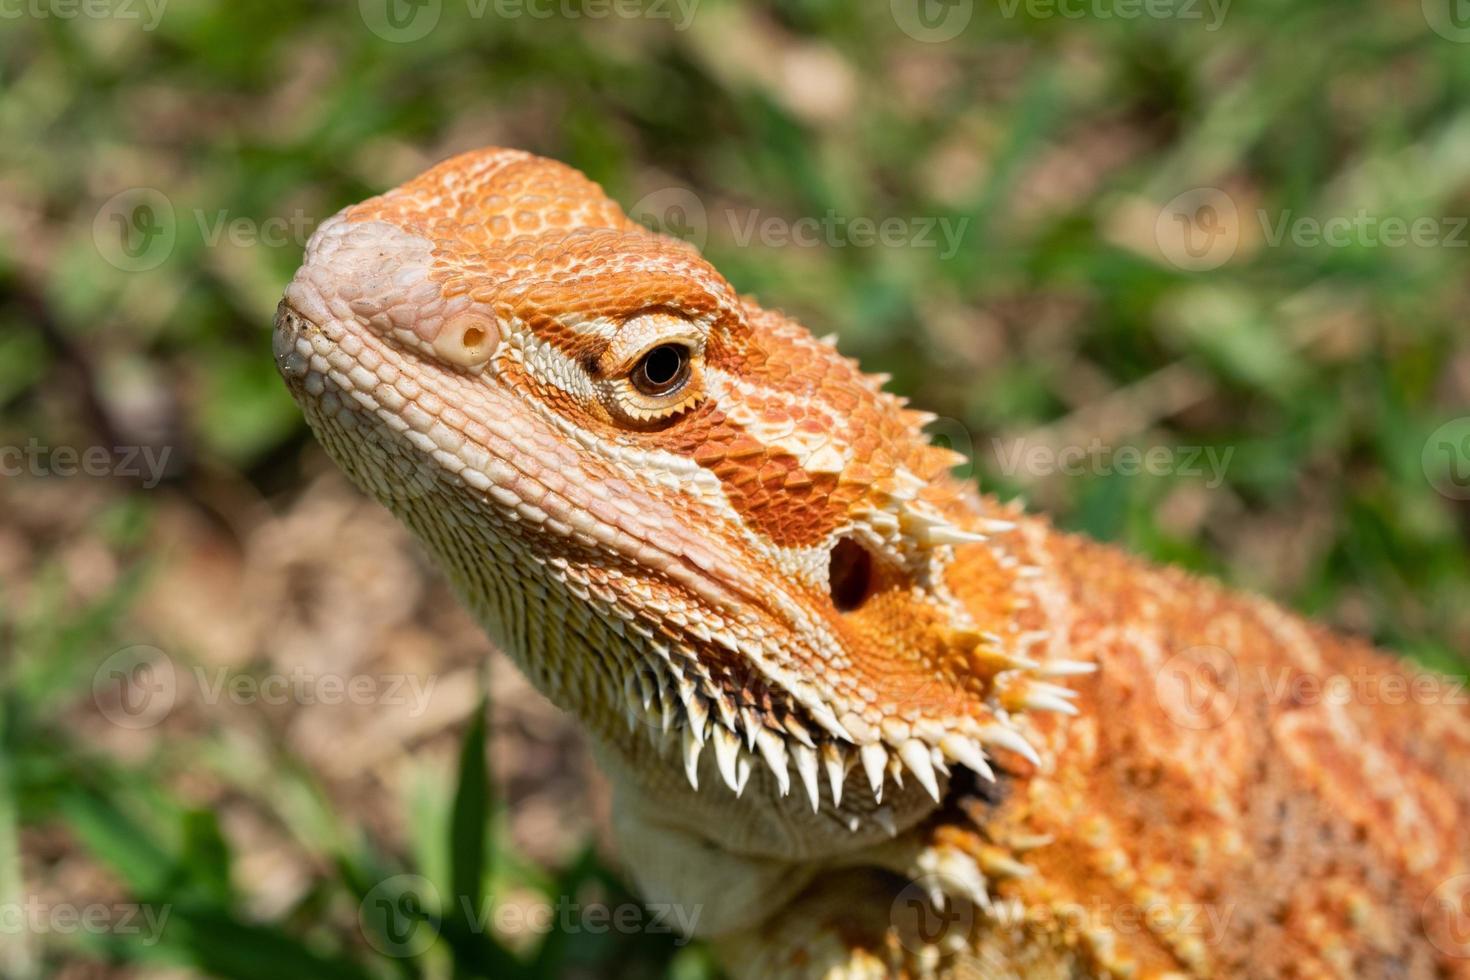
[828,536,874,612]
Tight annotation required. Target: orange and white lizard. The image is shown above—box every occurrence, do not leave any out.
[274,148,1470,979]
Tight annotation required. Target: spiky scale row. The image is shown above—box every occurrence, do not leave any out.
[633,643,1060,818]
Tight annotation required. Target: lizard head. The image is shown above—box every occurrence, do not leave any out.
[275,149,1085,824]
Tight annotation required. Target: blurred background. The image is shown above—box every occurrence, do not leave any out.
[2,1,1469,977]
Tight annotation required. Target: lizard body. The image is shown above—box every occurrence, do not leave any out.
[273,148,1470,978]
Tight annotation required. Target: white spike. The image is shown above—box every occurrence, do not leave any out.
[1030,681,1080,701]
[935,851,992,911]
[1038,659,1097,678]
[782,715,816,749]
[682,726,703,790]
[899,739,941,802]
[978,851,1034,880]
[872,806,897,837]
[714,694,738,731]
[806,700,855,743]
[1023,690,1079,715]
[978,724,1041,767]
[740,708,761,750]
[686,695,710,736]
[925,880,946,909]
[860,743,888,802]
[979,517,1018,533]
[918,523,988,547]
[792,743,820,812]
[734,754,752,797]
[821,743,847,806]
[712,725,741,793]
[755,728,791,797]
[940,735,995,782]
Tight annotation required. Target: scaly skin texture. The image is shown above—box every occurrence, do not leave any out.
[273,148,1470,979]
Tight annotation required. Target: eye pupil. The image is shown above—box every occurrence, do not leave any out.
[642,345,682,385]
[633,344,689,395]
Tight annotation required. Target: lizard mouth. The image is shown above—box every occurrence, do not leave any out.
[271,300,315,382]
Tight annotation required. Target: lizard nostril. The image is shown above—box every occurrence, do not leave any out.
[431,313,500,370]
[828,536,873,612]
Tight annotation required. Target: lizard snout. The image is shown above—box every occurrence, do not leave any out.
[284,212,503,378]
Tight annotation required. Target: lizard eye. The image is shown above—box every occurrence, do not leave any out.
[594,317,705,427]
[630,343,691,397]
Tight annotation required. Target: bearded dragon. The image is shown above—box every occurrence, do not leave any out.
[273,148,1470,979]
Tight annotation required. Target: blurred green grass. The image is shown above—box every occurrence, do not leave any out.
[1,0,1469,976]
